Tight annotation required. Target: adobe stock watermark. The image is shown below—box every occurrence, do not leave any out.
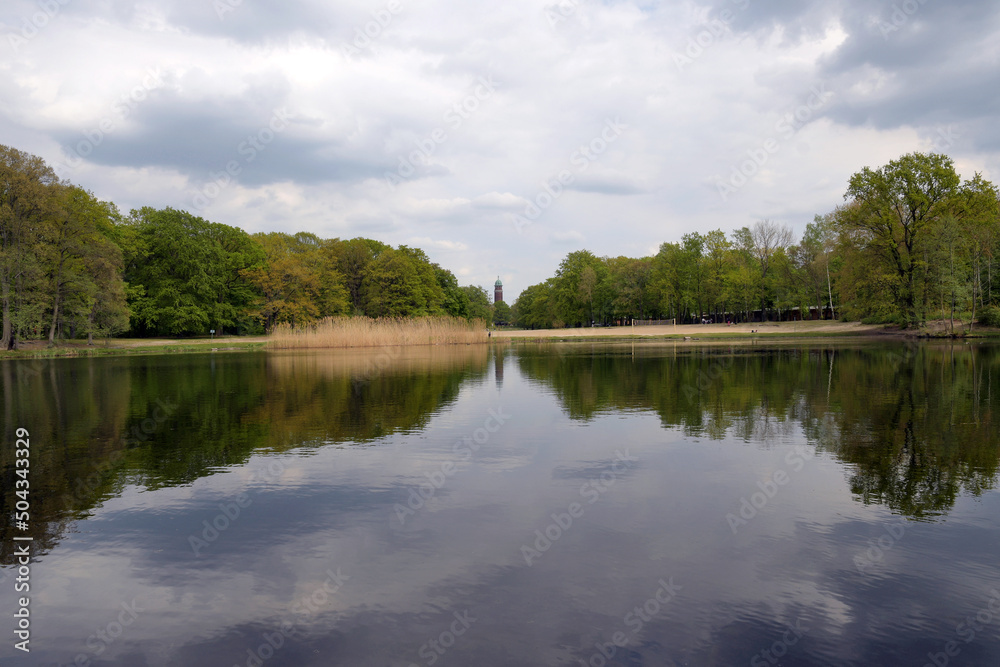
[60,397,178,513]
[584,577,682,667]
[544,0,582,28]
[54,68,164,173]
[351,346,404,395]
[715,83,834,203]
[408,610,476,667]
[394,407,511,525]
[6,0,72,53]
[853,519,907,574]
[521,449,639,566]
[673,0,750,72]
[341,0,403,60]
[725,445,812,534]
[384,75,498,191]
[922,589,1000,667]
[188,459,286,556]
[929,125,960,152]
[510,117,627,234]
[749,619,809,666]
[232,567,350,667]
[879,0,932,39]
[681,355,735,403]
[191,108,292,211]
[58,599,144,667]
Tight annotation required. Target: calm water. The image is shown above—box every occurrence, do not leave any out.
[2,342,1000,666]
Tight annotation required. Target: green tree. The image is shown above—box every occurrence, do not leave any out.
[361,246,445,317]
[793,214,838,318]
[553,250,605,326]
[335,237,390,313]
[124,207,262,336]
[492,301,511,325]
[702,229,732,320]
[43,187,129,343]
[246,232,347,331]
[434,265,469,318]
[514,280,557,328]
[462,285,493,322]
[0,145,60,348]
[841,152,962,326]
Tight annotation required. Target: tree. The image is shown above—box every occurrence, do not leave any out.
[749,219,793,320]
[553,250,605,326]
[0,145,60,348]
[514,280,557,328]
[124,207,262,336]
[793,214,838,319]
[606,256,651,322]
[841,152,962,326]
[492,301,511,325]
[360,246,445,317]
[703,229,732,319]
[335,237,390,313]
[43,187,129,344]
[434,265,469,318]
[462,285,493,322]
[246,232,342,331]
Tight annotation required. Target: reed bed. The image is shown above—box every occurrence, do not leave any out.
[267,316,489,349]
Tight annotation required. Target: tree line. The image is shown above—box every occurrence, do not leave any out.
[514,152,1000,330]
[0,145,503,347]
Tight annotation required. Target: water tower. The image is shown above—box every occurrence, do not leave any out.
[494,276,503,303]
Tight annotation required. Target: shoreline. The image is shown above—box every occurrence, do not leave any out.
[2,320,998,359]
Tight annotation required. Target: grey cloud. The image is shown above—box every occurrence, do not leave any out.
[567,174,646,195]
[58,0,346,45]
[706,0,1000,148]
[52,85,390,186]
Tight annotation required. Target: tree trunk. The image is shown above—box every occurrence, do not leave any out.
[1,275,10,350]
[48,290,61,345]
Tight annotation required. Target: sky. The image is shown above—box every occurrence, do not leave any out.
[2,0,999,303]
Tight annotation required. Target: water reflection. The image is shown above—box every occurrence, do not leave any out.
[516,342,1000,518]
[0,342,998,667]
[0,346,489,562]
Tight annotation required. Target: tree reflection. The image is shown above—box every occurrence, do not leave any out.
[0,346,489,563]
[517,342,1000,518]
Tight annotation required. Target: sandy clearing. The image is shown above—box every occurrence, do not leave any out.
[493,321,886,338]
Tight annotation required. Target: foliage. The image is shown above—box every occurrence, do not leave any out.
[245,232,347,331]
[4,144,1000,341]
[463,285,493,322]
[514,154,1000,330]
[979,305,1000,328]
[123,207,264,336]
[492,301,511,325]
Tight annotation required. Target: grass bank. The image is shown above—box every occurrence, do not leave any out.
[267,316,489,349]
[0,337,267,359]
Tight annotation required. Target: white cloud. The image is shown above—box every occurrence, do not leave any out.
[1,0,998,303]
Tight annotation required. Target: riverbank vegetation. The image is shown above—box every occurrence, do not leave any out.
[0,144,497,349]
[514,153,1000,332]
[267,316,487,349]
[4,146,998,351]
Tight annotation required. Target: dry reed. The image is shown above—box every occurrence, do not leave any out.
[267,316,489,349]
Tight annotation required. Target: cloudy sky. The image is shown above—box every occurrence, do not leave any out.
[2,0,998,301]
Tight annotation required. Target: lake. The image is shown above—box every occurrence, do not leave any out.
[2,341,1000,666]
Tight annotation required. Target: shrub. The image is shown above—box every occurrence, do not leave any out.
[978,306,1000,328]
